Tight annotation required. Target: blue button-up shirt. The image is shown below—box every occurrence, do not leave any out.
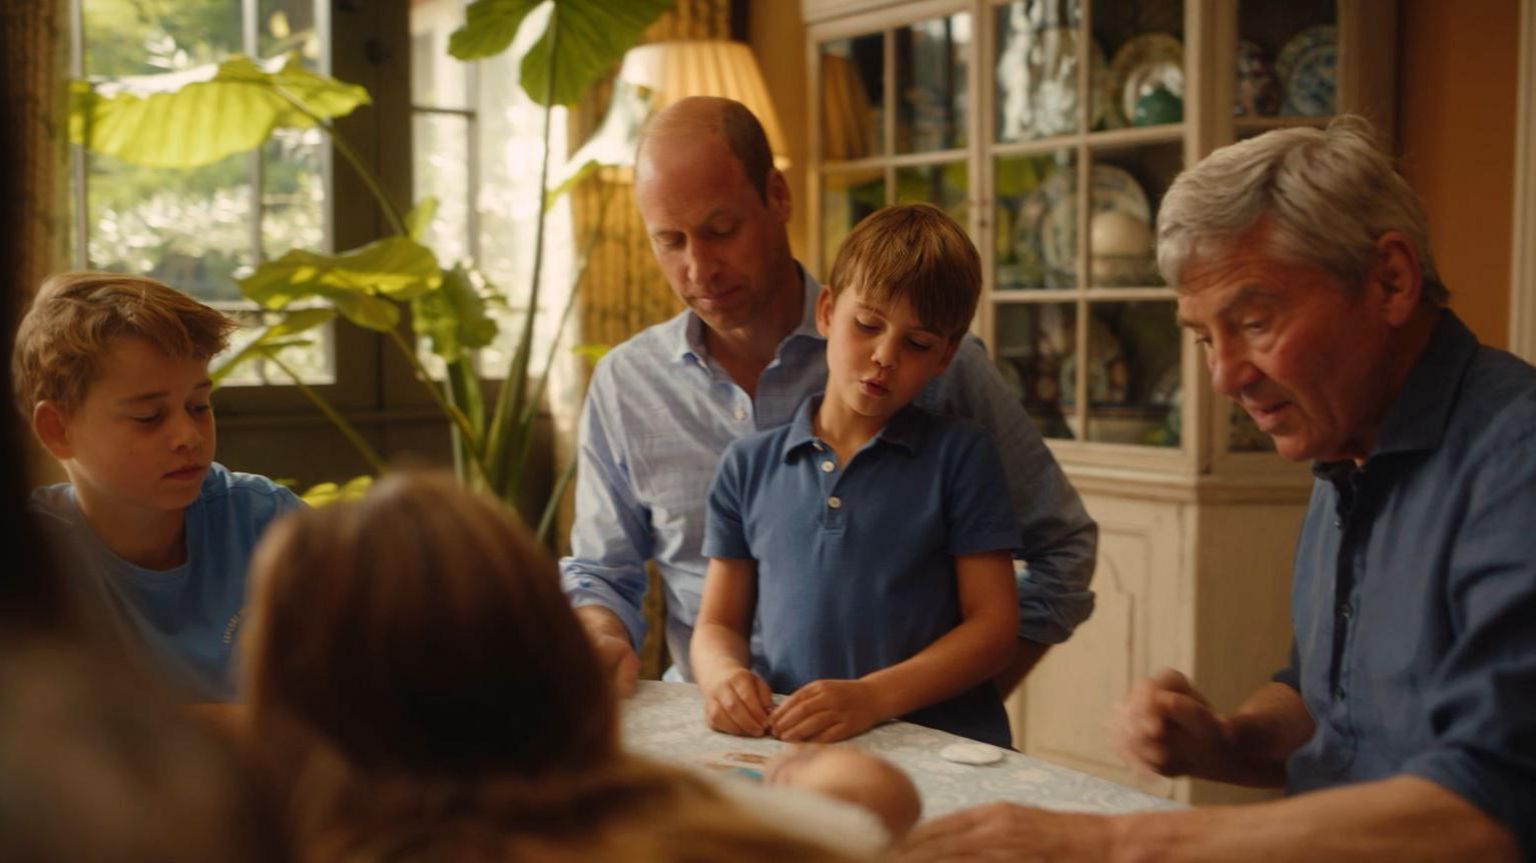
[561,268,1097,679]
[1278,312,1536,855]
[703,397,1019,745]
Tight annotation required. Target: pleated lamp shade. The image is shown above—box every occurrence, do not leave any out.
[618,40,791,170]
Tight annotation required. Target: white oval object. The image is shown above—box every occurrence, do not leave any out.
[939,742,1005,765]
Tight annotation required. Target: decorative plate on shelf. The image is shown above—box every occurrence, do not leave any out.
[995,27,1111,140]
[1108,33,1184,127]
[1276,26,1337,116]
[1022,165,1151,284]
[1235,39,1281,117]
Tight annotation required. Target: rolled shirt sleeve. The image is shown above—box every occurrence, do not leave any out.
[1399,437,1536,857]
[558,359,654,651]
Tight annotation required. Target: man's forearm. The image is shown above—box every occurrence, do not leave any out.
[1108,776,1518,863]
[575,604,631,646]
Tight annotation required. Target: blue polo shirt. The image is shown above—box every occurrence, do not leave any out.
[704,396,1019,745]
[1276,311,1536,856]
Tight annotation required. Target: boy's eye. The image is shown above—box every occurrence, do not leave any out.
[131,412,164,425]
[854,318,880,332]
[906,339,935,352]
[1241,319,1269,334]
[190,403,213,416]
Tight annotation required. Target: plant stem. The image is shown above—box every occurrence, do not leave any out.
[265,351,388,473]
[272,86,407,236]
[384,328,493,480]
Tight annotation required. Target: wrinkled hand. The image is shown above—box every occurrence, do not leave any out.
[588,630,640,699]
[771,679,882,743]
[895,803,1111,863]
[1111,668,1232,778]
[702,667,775,737]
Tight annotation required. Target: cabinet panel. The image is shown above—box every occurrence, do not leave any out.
[1011,493,1184,797]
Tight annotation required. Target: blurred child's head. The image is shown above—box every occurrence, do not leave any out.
[244,471,616,780]
[816,204,981,421]
[12,272,235,511]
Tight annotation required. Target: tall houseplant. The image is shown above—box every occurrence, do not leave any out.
[71,0,672,537]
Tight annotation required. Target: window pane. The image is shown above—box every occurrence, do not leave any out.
[413,113,471,267]
[995,150,1076,289]
[994,302,1077,440]
[894,161,968,232]
[261,128,327,262]
[994,0,1088,141]
[258,0,320,61]
[1081,301,1179,447]
[83,0,241,77]
[822,169,884,272]
[820,34,884,160]
[410,0,470,109]
[895,13,970,153]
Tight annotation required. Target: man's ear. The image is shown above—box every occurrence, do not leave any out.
[765,168,792,224]
[1372,231,1424,326]
[815,287,835,337]
[32,401,73,460]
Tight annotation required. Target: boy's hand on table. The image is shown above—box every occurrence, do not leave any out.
[772,679,883,742]
[703,667,775,737]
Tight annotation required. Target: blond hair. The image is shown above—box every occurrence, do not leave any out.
[828,203,981,341]
[244,473,867,863]
[1157,115,1445,303]
[11,271,236,416]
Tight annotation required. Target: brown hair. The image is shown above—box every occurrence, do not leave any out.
[11,271,236,416]
[827,203,981,342]
[244,472,866,862]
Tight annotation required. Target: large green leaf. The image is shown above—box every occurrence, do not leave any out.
[449,0,673,106]
[412,265,499,362]
[239,237,442,332]
[210,308,337,384]
[74,54,370,168]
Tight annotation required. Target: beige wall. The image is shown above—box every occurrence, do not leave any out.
[1398,0,1520,349]
[751,1,1525,347]
[750,2,811,262]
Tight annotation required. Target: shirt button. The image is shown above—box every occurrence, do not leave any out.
[1334,517,1344,528]
[827,496,842,509]
[734,408,747,421]
[1339,602,1353,620]
[1333,686,1346,701]
[821,460,835,473]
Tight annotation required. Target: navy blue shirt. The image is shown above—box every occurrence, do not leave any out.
[1277,312,1536,855]
[704,397,1019,746]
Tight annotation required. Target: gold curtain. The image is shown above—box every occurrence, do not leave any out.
[558,0,733,678]
[3,0,70,491]
[3,0,69,308]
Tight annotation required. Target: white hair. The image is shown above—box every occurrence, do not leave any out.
[1156,115,1446,304]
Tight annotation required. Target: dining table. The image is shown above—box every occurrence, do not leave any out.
[619,681,1184,820]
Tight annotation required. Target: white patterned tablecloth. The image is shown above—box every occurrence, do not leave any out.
[620,681,1183,820]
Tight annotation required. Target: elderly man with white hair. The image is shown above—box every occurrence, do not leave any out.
[899,117,1535,862]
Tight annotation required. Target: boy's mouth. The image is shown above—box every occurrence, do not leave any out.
[858,377,889,397]
[164,464,207,481]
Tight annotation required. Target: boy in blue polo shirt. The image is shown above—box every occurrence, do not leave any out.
[692,204,1019,746]
[15,272,302,701]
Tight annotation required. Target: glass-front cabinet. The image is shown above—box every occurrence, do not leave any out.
[804,0,1396,804]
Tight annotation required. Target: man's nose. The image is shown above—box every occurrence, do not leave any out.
[685,243,719,286]
[1207,338,1259,398]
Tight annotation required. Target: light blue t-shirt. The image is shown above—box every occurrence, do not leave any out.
[29,463,303,701]
[704,396,1020,746]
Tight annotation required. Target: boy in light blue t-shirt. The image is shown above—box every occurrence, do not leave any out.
[15,272,302,700]
[692,204,1020,746]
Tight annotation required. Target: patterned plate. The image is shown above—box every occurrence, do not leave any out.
[1028,165,1151,284]
[1283,41,1337,116]
[1275,25,1336,115]
[1108,33,1184,128]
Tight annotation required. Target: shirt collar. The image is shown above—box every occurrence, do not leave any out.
[673,264,825,364]
[781,395,927,461]
[1311,309,1477,476]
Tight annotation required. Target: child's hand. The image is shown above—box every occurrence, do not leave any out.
[703,668,775,737]
[771,679,884,742]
